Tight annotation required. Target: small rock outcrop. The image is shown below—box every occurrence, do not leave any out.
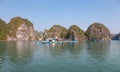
[86,23,111,40]
[113,33,120,40]
[34,30,43,40]
[7,17,36,41]
[68,25,86,41]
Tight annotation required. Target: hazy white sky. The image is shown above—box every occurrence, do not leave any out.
[0,0,120,34]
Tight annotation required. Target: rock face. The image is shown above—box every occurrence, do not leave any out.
[0,18,7,40]
[7,17,36,41]
[43,25,68,40]
[43,25,86,41]
[86,23,111,40]
[34,30,43,40]
[68,25,85,41]
[113,33,120,40]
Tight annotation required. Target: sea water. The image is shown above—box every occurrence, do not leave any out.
[0,40,120,72]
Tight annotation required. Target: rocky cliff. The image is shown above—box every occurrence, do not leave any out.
[113,33,120,40]
[34,30,43,40]
[7,17,36,41]
[68,25,86,41]
[43,25,68,40]
[43,25,86,41]
[0,18,7,40]
[86,23,111,40]
[0,17,113,41]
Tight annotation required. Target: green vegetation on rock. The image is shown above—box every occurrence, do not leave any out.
[86,23,111,40]
[68,25,86,40]
[48,25,68,39]
[7,17,33,37]
[0,19,7,40]
[0,17,112,41]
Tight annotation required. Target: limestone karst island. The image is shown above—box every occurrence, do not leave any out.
[0,17,119,42]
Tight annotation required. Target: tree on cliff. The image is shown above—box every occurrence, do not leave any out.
[68,25,85,40]
[0,18,7,40]
[86,23,111,40]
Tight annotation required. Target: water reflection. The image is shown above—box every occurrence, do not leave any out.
[108,41,120,58]
[49,42,85,57]
[0,41,7,69]
[86,41,110,61]
[1,41,120,72]
[7,41,34,65]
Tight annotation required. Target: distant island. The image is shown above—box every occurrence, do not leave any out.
[0,17,119,41]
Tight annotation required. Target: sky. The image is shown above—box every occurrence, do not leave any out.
[0,0,120,34]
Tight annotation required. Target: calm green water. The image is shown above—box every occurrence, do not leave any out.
[0,41,120,72]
